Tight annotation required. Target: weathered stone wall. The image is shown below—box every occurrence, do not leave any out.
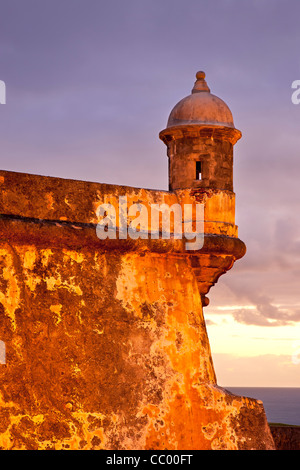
[0,242,213,449]
[0,170,275,450]
[270,425,300,450]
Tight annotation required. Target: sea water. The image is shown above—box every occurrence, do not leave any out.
[227,387,300,426]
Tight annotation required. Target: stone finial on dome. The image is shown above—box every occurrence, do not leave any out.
[192,71,210,93]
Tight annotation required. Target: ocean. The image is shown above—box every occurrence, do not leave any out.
[227,387,300,426]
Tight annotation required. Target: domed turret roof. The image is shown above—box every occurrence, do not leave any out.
[166,71,235,129]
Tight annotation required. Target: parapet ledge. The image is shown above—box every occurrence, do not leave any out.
[0,169,245,259]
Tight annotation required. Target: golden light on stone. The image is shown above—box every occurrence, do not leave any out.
[0,72,275,450]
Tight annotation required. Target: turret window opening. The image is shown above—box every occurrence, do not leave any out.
[196,161,202,180]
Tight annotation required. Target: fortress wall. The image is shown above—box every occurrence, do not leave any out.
[0,170,274,450]
[0,170,237,238]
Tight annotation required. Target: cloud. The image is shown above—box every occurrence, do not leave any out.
[210,208,300,327]
[232,305,300,327]
[218,279,300,327]
[212,352,300,387]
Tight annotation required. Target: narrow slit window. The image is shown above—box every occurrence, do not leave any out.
[196,161,202,180]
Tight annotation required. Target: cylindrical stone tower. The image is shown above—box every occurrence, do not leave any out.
[160,71,245,307]
[160,71,242,192]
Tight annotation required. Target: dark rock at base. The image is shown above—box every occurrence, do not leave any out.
[270,424,300,450]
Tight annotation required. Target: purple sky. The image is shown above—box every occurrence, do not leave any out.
[1,0,300,385]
